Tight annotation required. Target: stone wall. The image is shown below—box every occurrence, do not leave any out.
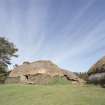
[5,73,75,84]
[5,77,20,84]
[28,74,52,84]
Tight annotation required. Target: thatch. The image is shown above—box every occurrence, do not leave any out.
[88,56,105,75]
[88,73,105,82]
[88,56,105,86]
[9,60,64,77]
[7,60,83,84]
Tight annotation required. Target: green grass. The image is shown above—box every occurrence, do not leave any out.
[0,84,105,105]
[49,76,72,84]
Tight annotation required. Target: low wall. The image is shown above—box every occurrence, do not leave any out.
[5,77,20,84]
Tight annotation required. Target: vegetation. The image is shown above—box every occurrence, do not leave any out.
[0,84,105,105]
[75,72,89,81]
[49,76,71,85]
[0,73,7,83]
[0,37,18,83]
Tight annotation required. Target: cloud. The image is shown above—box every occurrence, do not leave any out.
[54,0,96,38]
[53,16,105,64]
[0,0,105,72]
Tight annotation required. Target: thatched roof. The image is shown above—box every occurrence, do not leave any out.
[88,56,105,75]
[61,69,78,80]
[8,60,84,83]
[9,60,64,77]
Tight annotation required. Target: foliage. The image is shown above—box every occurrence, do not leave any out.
[75,72,89,81]
[23,61,30,65]
[0,37,18,83]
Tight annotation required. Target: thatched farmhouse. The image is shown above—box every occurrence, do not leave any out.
[88,56,105,87]
[5,60,84,84]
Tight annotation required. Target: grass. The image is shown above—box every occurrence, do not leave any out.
[49,76,72,84]
[0,84,105,105]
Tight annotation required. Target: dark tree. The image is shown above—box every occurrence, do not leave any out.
[0,37,18,83]
[76,72,89,81]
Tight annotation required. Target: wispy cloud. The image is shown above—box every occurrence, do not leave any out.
[0,0,105,71]
[54,19,105,62]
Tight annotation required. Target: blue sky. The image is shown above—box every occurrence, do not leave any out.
[0,0,105,72]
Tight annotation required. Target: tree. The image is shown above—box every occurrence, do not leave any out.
[0,37,18,83]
